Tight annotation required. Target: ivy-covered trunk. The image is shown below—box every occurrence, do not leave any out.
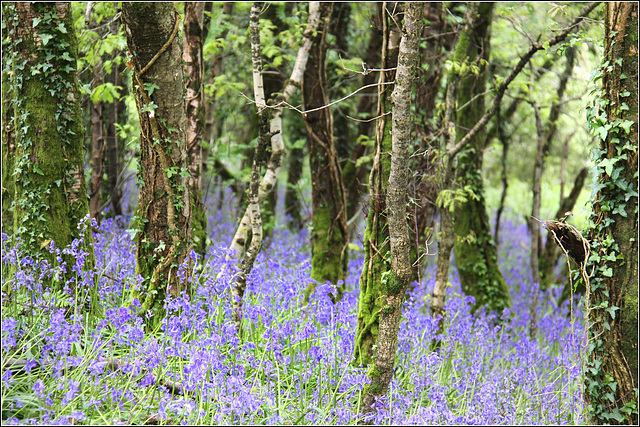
[584,2,638,424]
[183,1,208,258]
[122,2,193,329]
[3,2,94,288]
[302,2,349,303]
[353,3,398,368]
[450,2,510,314]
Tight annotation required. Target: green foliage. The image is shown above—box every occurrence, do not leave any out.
[436,185,479,213]
[583,36,638,424]
[3,2,94,283]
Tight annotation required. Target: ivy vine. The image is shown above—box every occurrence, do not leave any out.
[583,29,638,424]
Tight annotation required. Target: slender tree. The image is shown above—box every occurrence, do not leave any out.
[3,2,94,287]
[353,2,398,367]
[184,1,208,258]
[88,12,105,223]
[122,2,193,329]
[431,2,599,322]
[221,2,321,333]
[302,2,349,303]
[449,2,512,315]
[584,2,637,424]
[360,2,423,414]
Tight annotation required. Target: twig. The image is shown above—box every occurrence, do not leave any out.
[446,2,600,159]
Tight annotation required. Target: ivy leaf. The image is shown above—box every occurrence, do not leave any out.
[612,203,628,217]
[602,267,613,277]
[57,23,67,33]
[620,120,634,134]
[599,157,618,176]
[32,17,41,27]
[40,33,53,45]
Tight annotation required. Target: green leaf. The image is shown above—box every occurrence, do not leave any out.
[144,82,160,96]
[620,120,634,134]
[57,23,67,33]
[602,267,613,277]
[599,157,618,176]
[40,33,53,45]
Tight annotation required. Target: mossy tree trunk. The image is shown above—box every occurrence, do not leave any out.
[353,3,398,368]
[450,2,510,315]
[360,2,423,414]
[3,2,94,288]
[585,2,638,424]
[2,33,15,234]
[184,2,208,258]
[122,2,193,329]
[302,2,349,303]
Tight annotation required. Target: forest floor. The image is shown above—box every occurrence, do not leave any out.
[1,187,586,425]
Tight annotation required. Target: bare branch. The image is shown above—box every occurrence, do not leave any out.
[446,2,600,159]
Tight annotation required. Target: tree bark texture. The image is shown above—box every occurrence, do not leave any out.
[353,3,397,368]
[184,1,208,258]
[360,2,423,415]
[230,1,269,334]
[450,2,511,315]
[302,2,349,304]
[585,2,638,424]
[221,2,320,273]
[530,46,575,288]
[122,2,193,328]
[89,19,105,223]
[4,2,94,287]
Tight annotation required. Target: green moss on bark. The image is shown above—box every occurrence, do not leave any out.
[5,3,94,290]
[450,2,509,314]
[353,101,393,367]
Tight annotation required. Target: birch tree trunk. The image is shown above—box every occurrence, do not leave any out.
[221,2,321,333]
[360,2,423,415]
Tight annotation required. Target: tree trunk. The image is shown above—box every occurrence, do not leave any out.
[219,2,321,332]
[105,52,125,218]
[1,31,15,233]
[184,1,208,258]
[584,2,637,424]
[122,2,193,329]
[302,2,349,304]
[360,2,423,415]
[89,20,105,223]
[341,3,382,232]
[353,3,397,368]
[202,2,234,201]
[410,2,452,280]
[4,2,94,288]
[230,1,270,334]
[450,2,511,315]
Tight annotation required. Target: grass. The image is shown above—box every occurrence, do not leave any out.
[1,191,586,425]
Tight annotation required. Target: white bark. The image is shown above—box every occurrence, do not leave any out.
[220,2,320,275]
